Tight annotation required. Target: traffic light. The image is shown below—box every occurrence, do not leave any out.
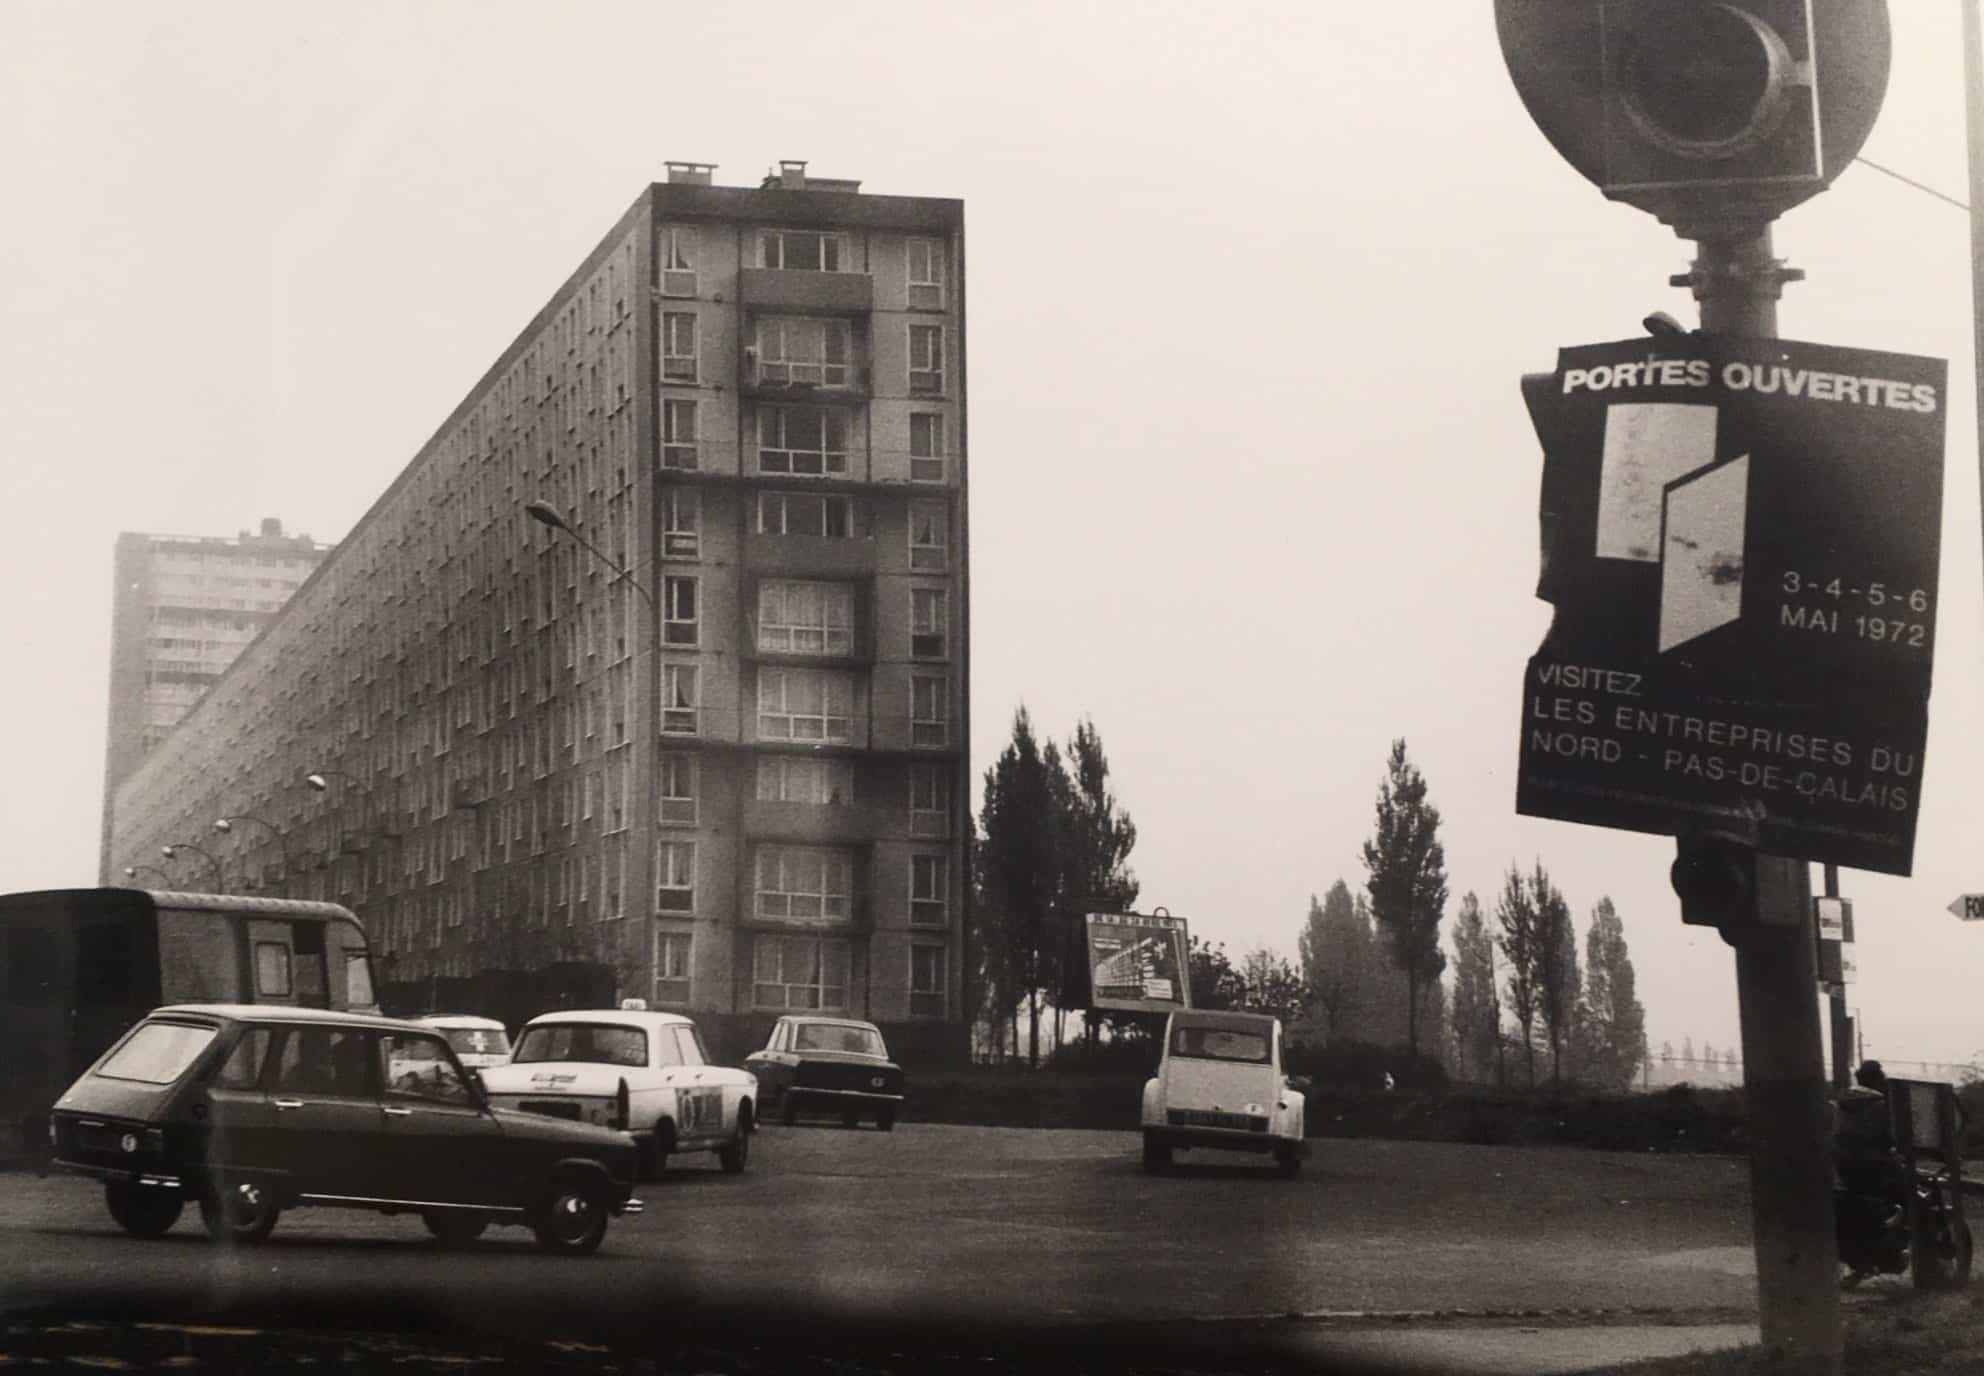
[1671,829,1758,929]
[1495,0,1890,238]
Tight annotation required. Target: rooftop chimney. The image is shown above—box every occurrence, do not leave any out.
[665,161,717,185]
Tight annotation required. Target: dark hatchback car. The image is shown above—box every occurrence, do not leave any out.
[744,1016,905,1129]
[48,1005,642,1255]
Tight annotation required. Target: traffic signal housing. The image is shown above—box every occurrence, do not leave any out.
[1495,0,1890,239]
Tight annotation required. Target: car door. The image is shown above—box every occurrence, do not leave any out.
[199,1023,281,1182]
[378,1030,506,1207]
[263,1024,386,1199]
[744,1021,791,1106]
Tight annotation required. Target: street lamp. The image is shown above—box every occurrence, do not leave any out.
[122,864,172,887]
[160,842,225,892]
[214,814,299,884]
[524,499,654,607]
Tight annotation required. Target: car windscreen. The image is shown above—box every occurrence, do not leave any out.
[95,1021,220,1084]
[440,1027,511,1057]
[795,1023,885,1056]
[1169,1025,1270,1064]
[511,1023,646,1068]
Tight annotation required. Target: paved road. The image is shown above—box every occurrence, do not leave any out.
[0,1123,1761,1361]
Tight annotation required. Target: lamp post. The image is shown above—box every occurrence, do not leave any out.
[160,842,225,892]
[214,814,299,891]
[122,864,172,887]
[305,767,379,859]
[526,497,660,1005]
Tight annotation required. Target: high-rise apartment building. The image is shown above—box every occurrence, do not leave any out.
[98,518,330,879]
[105,162,970,1064]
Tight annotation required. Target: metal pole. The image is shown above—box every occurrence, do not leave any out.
[1967,0,1984,619]
[1683,227,1842,1373]
[1822,864,1852,1093]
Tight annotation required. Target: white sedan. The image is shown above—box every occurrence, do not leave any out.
[478,1003,756,1178]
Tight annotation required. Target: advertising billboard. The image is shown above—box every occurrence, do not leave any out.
[1085,911,1191,1014]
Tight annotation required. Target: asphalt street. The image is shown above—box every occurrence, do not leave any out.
[0,1123,1767,1369]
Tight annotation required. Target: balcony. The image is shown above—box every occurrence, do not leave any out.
[743,532,878,579]
[740,268,872,315]
[743,799,888,845]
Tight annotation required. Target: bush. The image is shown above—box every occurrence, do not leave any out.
[1284,1039,1449,1091]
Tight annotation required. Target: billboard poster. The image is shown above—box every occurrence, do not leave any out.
[1085,911,1190,1013]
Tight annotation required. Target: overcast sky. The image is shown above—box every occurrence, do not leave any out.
[3,2,1977,1068]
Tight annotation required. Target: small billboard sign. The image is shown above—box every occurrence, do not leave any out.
[1085,911,1191,1014]
[1946,895,1984,922]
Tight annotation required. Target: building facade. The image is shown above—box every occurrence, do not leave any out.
[105,162,970,1066]
[98,518,331,880]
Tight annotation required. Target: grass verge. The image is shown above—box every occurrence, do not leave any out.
[1602,1287,1984,1373]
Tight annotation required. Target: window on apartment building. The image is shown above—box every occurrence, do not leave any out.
[756,755,853,806]
[661,227,698,297]
[909,763,950,837]
[663,313,698,382]
[909,324,944,395]
[662,664,699,735]
[758,405,848,477]
[755,845,852,924]
[910,944,947,1017]
[659,752,697,825]
[909,413,946,483]
[602,836,625,919]
[663,399,699,471]
[752,935,850,1012]
[758,490,853,539]
[757,667,853,743]
[757,580,854,656]
[655,930,692,1005]
[759,229,849,273]
[754,317,851,388]
[663,576,699,646]
[909,501,948,572]
[911,674,948,748]
[910,853,948,928]
[655,839,695,914]
[907,239,945,310]
[605,755,628,833]
[910,587,947,659]
[663,487,701,559]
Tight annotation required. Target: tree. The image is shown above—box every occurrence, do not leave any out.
[976,708,1062,1067]
[1189,936,1246,1010]
[1494,864,1543,1086]
[1360,740,1449,1061]
[1053,718,1140,1042]
[1299,881,1381,1043]
[1580,897,1649,1092]
[1237,947,1306,1026]
[1532,865,1580,1084]
[1448,892,1500,1084]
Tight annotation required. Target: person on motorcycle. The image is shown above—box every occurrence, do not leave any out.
[1833,1060,1908,1279]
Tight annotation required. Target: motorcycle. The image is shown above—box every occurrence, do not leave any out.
[1835,1164,1972,1289]
[1834,1076,1974,1291]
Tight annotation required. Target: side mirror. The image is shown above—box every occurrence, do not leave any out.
[1286,1075,1313,1094]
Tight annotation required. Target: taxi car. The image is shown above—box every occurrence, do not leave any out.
[47,1005,643,1254]
[744,1016,905,1129]
[478,1003,754,1178]
[416,1014,513,1069]
[1139,1009,1306,1177]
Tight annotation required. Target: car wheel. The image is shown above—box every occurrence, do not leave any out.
[842,1107,862,1130]
[200,1178,280,1245]
[877,1106,896,1132]
[105,1182,183,1238]
[1274,1144,1302,1179]
[644,1120,675,1181]
[532,1176,610,1257]
[780,1090,797,1127]
[1142,1130,1171,1174]
[718,1104,752,1174]
[422,1210,489,1247]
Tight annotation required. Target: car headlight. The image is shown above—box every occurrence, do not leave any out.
[119,1133,139,1154]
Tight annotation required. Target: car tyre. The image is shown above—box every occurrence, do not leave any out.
[200,1178,280,1245]
[877,1106,896,1132]
[532,1175,610,1257]
[1912,1195,1973,1290]
[1142,1131,1171,1174]
[842,1108,862,1130]
[105,1182,183,1238]
[422,1209,489,1247]
[780,1091,797,1127]
[644,1120,675,1181]
[1274,1144,1302,1179]
[718,1104,752,1174]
